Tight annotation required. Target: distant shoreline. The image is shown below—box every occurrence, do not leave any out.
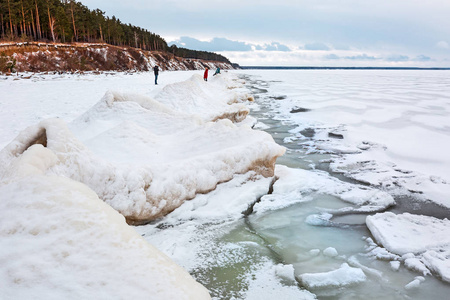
[240,66,450,70]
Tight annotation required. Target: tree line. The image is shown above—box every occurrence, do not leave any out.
[0,0,167,50]
[0,0,231,63]
[169,45,231,64]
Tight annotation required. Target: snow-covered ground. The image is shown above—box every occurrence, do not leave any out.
[0,144,210,299]
[1,69,450,299]
[0,71,197,148]
[0,70,284,298]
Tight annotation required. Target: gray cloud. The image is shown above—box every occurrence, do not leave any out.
[263,42,291,52]
[386,54,410,61]
[345,54,378,60]
[170,36,252,51]
[170,37,291,52]
[414,55,432,61]
[303,42,330,51]
[324,54,340,60]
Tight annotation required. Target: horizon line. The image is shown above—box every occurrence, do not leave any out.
[238,66,450,70]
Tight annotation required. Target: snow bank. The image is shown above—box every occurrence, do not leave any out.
[366,212,450,282]
[299,263,366,289]
[0,145,210,299]
[0,74,284,224]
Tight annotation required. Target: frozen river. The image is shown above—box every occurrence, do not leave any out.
[2,69,450,299]
[233,70,450,299]
[139,70,450,299]
[135,70,450,299]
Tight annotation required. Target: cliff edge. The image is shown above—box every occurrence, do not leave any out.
[0,42,236,73]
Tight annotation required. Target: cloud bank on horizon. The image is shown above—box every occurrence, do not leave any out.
[81,0,450,67]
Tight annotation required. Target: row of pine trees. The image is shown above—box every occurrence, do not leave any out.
[0,0,167,51]
[0,0,232,63]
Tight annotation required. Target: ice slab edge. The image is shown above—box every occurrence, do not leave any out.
[366,212,450,282]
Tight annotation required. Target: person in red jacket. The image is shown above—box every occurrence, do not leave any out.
[204,67,209,81]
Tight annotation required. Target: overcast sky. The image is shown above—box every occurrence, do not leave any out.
[82,0,450,67]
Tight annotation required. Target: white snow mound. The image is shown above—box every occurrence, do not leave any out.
[0,145,211,300]
[154,74,250,122]
[0,77,284,224]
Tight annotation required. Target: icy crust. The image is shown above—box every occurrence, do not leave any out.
[253,165,395,215]
[291,123,450,209]
[0,74,284,224]
[134,173,315,299]
[154,74,250,122]
[329,151,450,209]
[0,145,211,300]
[366,212,450,282]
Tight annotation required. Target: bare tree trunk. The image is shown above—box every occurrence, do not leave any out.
[7,0,13,36]
[21,0,26,37]
[70,2,77,41]
[35,0,42,39]
[30,10,36,39]
[47,4,56,42]
[99,24,103,42]
[1,14,5,37]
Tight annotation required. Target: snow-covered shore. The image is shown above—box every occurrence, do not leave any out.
[0,42,235,72]
[1,74,284,224]
[0,71,283,298]
[1,69,450,299]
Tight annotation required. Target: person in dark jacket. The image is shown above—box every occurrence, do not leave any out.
[204,67,209,81]
[213,67,221,76]
[153,65,159,85]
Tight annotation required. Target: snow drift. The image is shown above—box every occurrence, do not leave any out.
[153,74,251,122]
[0,145,211,299]
[0,74,285,225]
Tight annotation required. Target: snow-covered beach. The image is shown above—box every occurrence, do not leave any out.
[1,69,450,299]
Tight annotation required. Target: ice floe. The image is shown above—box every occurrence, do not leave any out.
[366,212,450,282]
[299,263,366,289]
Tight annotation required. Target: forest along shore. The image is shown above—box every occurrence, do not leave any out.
[0,42,236,73]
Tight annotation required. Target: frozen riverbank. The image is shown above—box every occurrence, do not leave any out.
[0,71,283,298]
[1,70,449,299]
